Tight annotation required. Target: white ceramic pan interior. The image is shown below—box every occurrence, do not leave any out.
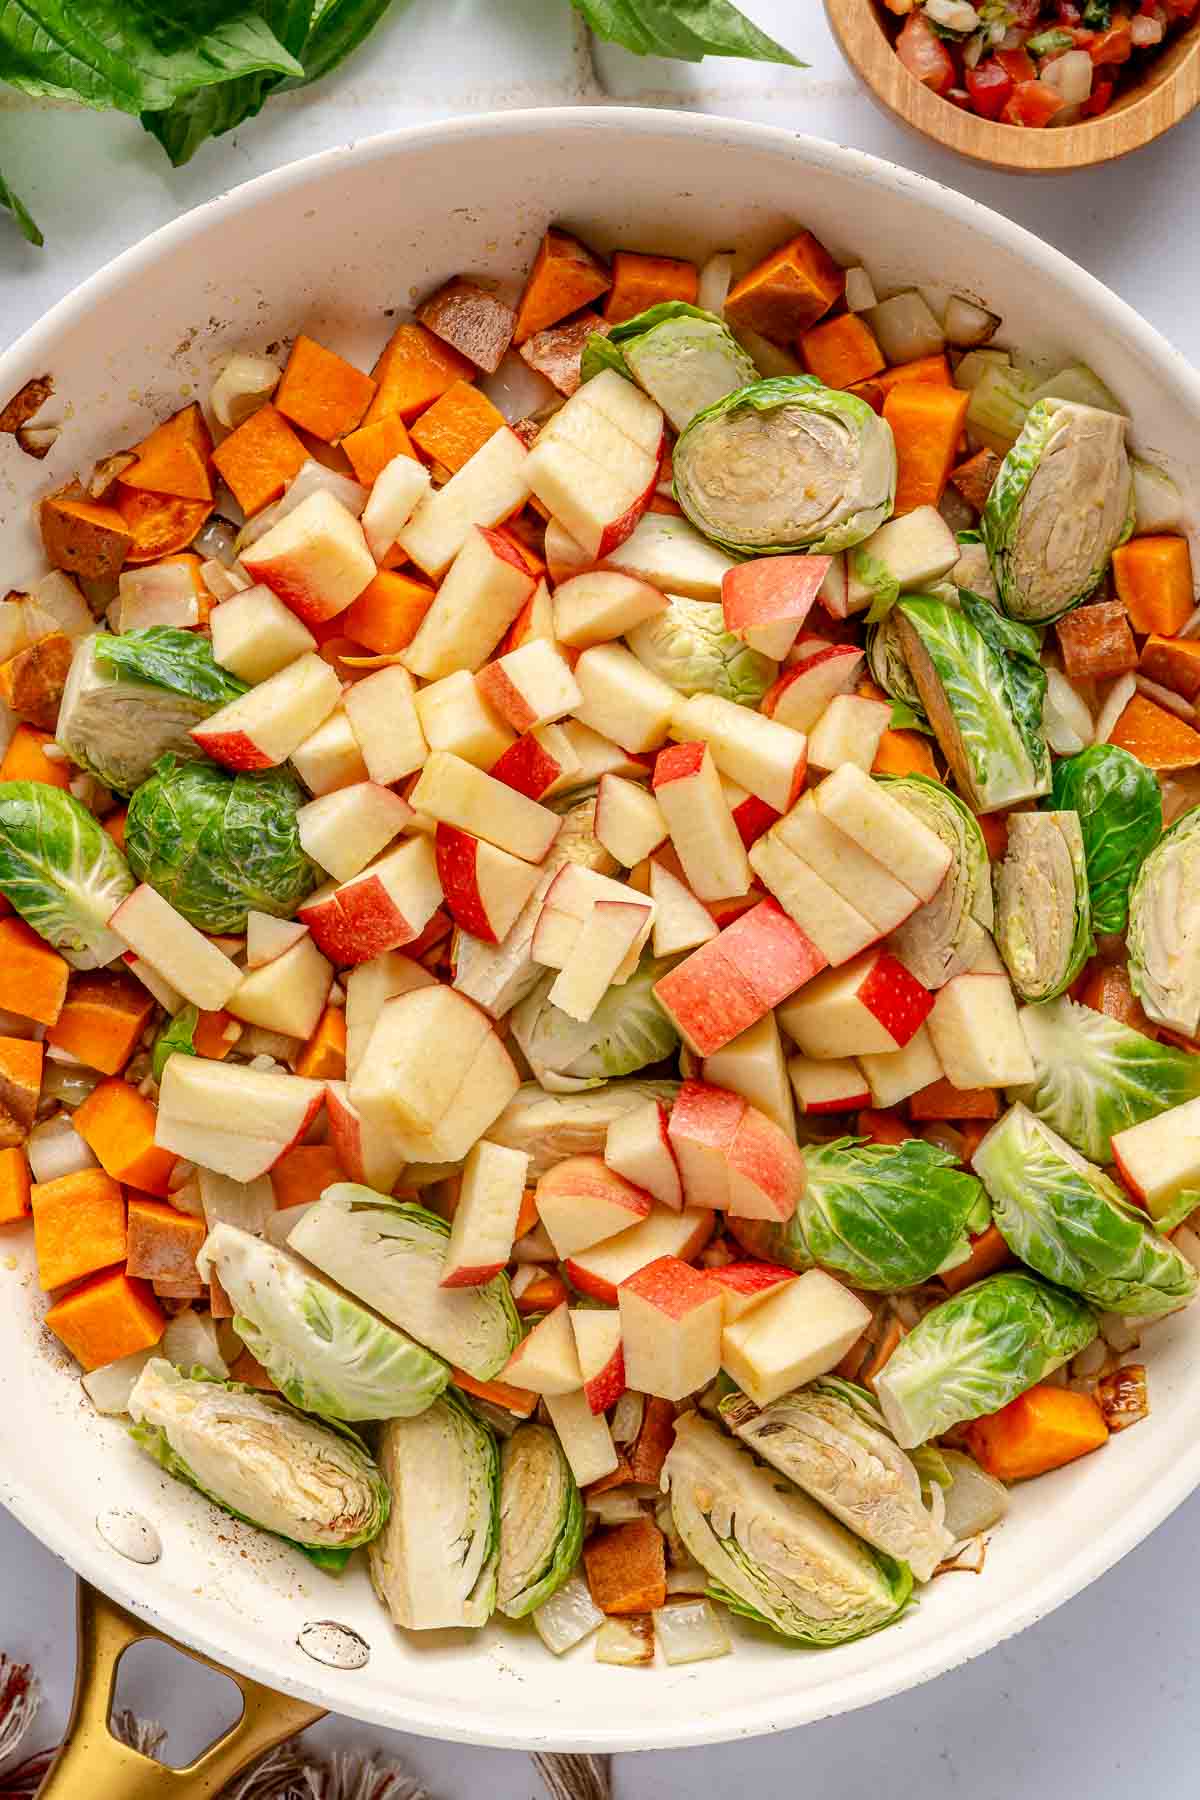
[1,110,1198,1752]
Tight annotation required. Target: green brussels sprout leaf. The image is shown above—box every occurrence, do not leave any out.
[0,780,133,968]
[1049,744,1161,935]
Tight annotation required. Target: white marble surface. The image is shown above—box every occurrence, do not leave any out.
[3,1,1200,1790]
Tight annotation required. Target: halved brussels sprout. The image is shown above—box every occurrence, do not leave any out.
[196,1223,449,1422]
[496,1422,583,1619]
[487,1079,681,1179]
[994,811,1093,1003]
[981,399,1133,623]
[369,1390,499,1630]
[1011,993,1200,1165]
[627,596,776,707]
[512,954,680,1093]
[973,1103,1197,1318]
[582,303,758,434]
[665,1411,912,1645]
[1050,744,1162,936]
[128,1359,389,1552]
[897,591,1050,813]
[1128,806,1200,1036]
[866,613,930,730]
[881,774,993,990]
[873,1272,1097,1448]
[126,754,315,934]
[287,1189,520,1382]
[673,377,897,556]
[57,629,247,794]
[0,780,133,968]
[718,1380,954,1583]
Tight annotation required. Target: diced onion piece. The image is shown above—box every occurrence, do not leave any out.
[867,291,946,365]
[732,326,804,379]
[1131,458,1185,536]
[170,1179,204,1219]
[611,1389,646,1447]
[938,484,976,535]
[1030,362,1121,414]
[1131,14,1164,44]
[954,347,1011,392]
[1093,673,1137,746]
[586,1492,644,1527]
[1098,1310,1142,1353]
[843,266,879,314]
[533,1574,605,1655]
[193,517,240,568]
[1071,1338,1109,1379]
[942,295,1000,349]
[81,1348,157,1413]
[33,571,93,639]
[162,1309,228,1379]
[966,363,1040,453]
[263,1202,312,1247]
[26,1113,98,1184]
[509,1263,541,1300]
[1043,48,1093,104]
[1043,667,1094,755]
[595,1614,655,1667]
[479,352,557,424]
[235,459,367,551]
[921,1122,966,1159]
[939,1450,1009,1541]
[41,1063,100,1110]
[665,1563,709,1596]
[210,352,281,430]
[200,559,250,602]
[925,0,980,25]
[655,1599,732,1666]
[698,251,735,315]
[1095,1363,1150,1432]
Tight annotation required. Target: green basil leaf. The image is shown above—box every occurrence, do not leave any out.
[0,166,42,245]
[297,0,400,86]
[142,0,310,166]
[570,0,803,65]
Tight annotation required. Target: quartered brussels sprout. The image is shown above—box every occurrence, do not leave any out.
[126,755,315,934]
[197,1223,449,1422]
[0,780,132,968]
[487,1079,681,1178]
[718,1380,954,1583]
[973,1103,1197,1318]
[627,596,776,708]
[665,1412,912,1645]
[866,612,930,731]
[1011,994,1200,1166]
[873,1272,1097,1449]
[582,303,758,434]
[673,377,897,557]
[1128,806,1200,1036]
[1050,744,1162,936]
[881,774,994,990]
[512,954,680,1092]
[981,399,1133,623]
[128,1359,389,1552]
[370,1391,499,1630]
[496,1422,583,1619]
[730,1137,985,1291]
[287,1189,520,1382]
[57,628,247,794]
[993,811,1093,1003]
[896,591,1050,814]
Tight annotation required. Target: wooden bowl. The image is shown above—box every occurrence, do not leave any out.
[825,0,1200,170]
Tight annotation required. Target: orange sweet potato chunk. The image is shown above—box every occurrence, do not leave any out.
[340,416,417,486]
[31,1168,126,1291]
[0,1146,32,1225]
[514,228,612,344]
[44,1269,164,1371]
[275,334,378,443]
[1112,535,1194,636]
[343,569,436,654]
[121,403,214,504]
[0,631,73,731]
[212,403,309,517]
[409,380,506,473]
[909,1077,999,1121]
[940,1223,1014,1295]
[800,313,885,389]
[73,1079,177,1198]
[1108,693,1200,770]
[365,323,475,424]
[0,1035,43,1148]
[114,486,212,565]
[1139,633,1200,702]
[966,1385,1108,1481]
[604,252,698,326]
[270,1142,345,1210]
[518,311,608,398]
[125,1196,205,1285]
[0,917,69,1025]
[723,231,843,341]
[0,723,71,789]
[418,279,516,375]
[1055,600,1138,680]
[40,492,131,582]
[583,1516,667,1615]
[294,1007,347,1082]
[46,970,154,1076]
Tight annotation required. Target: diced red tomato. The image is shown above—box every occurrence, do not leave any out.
[966,57,1016,119]
[995,45,1037,83]
[1082,75,1116,111]
[1002,78,1069,124]
[1090,14,1134,59]
[896,11,957,94]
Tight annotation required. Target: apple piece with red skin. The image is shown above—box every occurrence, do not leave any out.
[573,643,675,755]
[409,750,561,865]
[497,577,556,656]
[156,1053,324,1184]
[618,1254,723,1402]
[502,1301,583,1396]
[653,899,826,1058]
[564,1205,714,1305]
[652,740,750,903]
[926,972,1036,1090]
[299,835,442,966]
[544,1389,619,1487]
[721,1269,872,1407]
[778,948,934,1059]
[1109,1103,1200,1222]
[816,552,852,620]
[228,933,333,1041]
[858,1024,943,1109]
[702,1012,795,1140]
[209,584,316,685]
[403,524,537,682]
[524,370,664,559]
[344,951,436,1080]
[324,1079,407,1193]
[531,863,651,975]
[761,645,865,733]
[546,510,734,603]
[435,824,542,945]
[669,693,807,816]
[705,1261,796,1324]
[297,782,413,884]
[721,898,826,1010]
[787,1054,872,1116]
[360,452,431,562]
[722,553,831,634]
[489,722,581,801]
[190,651,341,772]
[558,719,647,784]
[245,912,310,969]
[719,776,780,850]
[748,831,881,967]
[415,669,515,771]
[110,883,241,1013]
[667,1079,744,1211]
[475,636,581,733]
[725,1103,804,1222]
[240,489,376,627]
[604,1098,683,1212]
[534,1154,653,1259]
[570,1309,626,1415]
[440,1139,529,1288]
[397,426,531,579]
[552,569,667,648]
[648,857,716,959]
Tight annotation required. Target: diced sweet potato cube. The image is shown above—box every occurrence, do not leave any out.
[0,631,73,730]
[275,334,377,442]
[115,487,212,565]
[940,1223,1013,1295]
[0,723,71,789]
[226,1345,278,1389]
[627,1396,677,1486]
[365,323,475,424]
[872,728,939,779]
[0,1146,32,1224]
[125,1196,205,1285]
[409,380,506,472]
[1139,633,1200,702]
[340,416,417,486]
[1112,536,1194,636]
[122,403,213,504]
[211,403,309,518]
[192,1009,241,1060]
[40,492,131,581]
[270,1141,345,1210]
[518,312,608,397]
[586,1454,634,1497]
[0,1035,43,1147]
[583,1516,667,1615]
[0,917,69,1025]
[1108,693,1200,770]
[1055,600,1138,680]
[800,313,885,389]
[514,228,613,344]
[31,1168,126,1291]
[909,1076,999,1121]
[294,1006,347,1082]
[965,1384,1108,1481]
[1079,962,1155,1035]
[723,231,843,341]
[343,568,436,654]
[73,1078,177,1197]
[418,279,516,375]
[950,447,1002,513]
[604,252,698,326]
[47,970,156,1077]
[45,1269,164,1371]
